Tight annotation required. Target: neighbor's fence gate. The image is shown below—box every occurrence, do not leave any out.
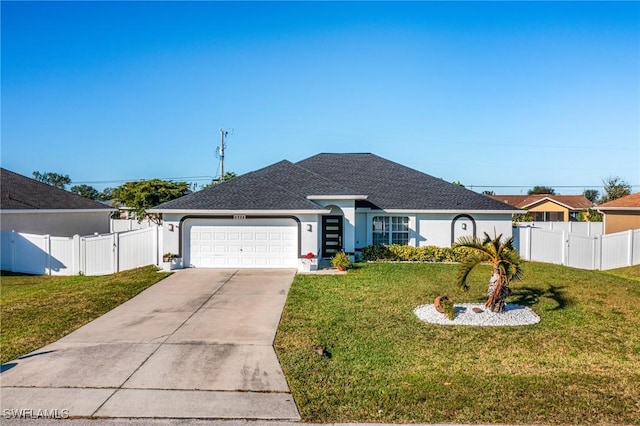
[0,226,162,276]
[515,227,639,270]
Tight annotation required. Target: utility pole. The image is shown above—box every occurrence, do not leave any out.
[219,128,228,182]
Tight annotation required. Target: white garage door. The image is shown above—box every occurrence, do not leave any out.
[185,218,298,268]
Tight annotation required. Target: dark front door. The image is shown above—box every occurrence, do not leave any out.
[322,216,343,258]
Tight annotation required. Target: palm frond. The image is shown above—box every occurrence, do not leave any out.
[455,256,484,291]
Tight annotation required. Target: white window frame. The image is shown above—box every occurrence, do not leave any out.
[372,216,410,245]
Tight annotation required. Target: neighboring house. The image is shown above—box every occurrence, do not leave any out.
[490,194,594,222]
[151,153,519,270]
[0,168,114,237]
[597,192,640,234]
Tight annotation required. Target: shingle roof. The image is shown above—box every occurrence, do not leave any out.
[155,161,328,211]
[490,194,595,210]
[0,168,112,211]
[598,192,640,208]
[155,153,516,212]
[296,153,515,210]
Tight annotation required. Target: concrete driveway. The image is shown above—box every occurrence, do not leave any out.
[0,269,300,420]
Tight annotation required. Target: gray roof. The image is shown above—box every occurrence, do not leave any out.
[153,153,516,212]
[297,153,514,210]
[0,168,112,211]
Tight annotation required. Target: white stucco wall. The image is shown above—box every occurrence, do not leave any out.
[160,213,321,261]
[312,200,357,254]
[0,211,112,237]
[355,212,514,249]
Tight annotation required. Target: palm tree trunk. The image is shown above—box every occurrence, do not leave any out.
[486,269,509,313]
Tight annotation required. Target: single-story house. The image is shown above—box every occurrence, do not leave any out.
[0,168,114,237]
[489,194,594,222]
[596,192,640,234]
[151,153,520,270]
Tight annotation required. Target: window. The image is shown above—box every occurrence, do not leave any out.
[532,211,564,222]
[372,216,409,245]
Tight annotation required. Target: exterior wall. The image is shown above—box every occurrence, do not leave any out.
[0,211,111,237]
[527,200,569,221]
[356,212,513,248]
[602,211,640,234]
[160,213,320,261]
[313,200,357,255]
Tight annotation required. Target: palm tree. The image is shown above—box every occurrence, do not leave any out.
[453,232,523,313]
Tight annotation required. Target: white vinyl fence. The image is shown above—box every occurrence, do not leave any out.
[1,226,161,276]
[515,226,639,270]
[516,221,603,236]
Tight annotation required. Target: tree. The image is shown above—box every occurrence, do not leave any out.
[528,186,555,195]
[482,190,495,196]
[601,176,631,203]
[200,171,237,190]
[580,208,603,222]
[97,187,114,201]
[452,180,465,187]
[111,179,189,224]
[32,171,71,189]
[583,189,600,203]
[453,232,523,313]
[70,184,99,200]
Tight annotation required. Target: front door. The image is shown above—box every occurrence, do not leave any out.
[322,216,343,258]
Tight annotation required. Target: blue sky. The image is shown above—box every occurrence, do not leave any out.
[2,1,639,196]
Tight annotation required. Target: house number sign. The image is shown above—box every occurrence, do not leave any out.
[233,215,247,220]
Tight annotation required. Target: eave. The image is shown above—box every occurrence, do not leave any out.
[379,209,525,214]
[0,208,115,214]
[306,195,369,200]
[150,208,331,215]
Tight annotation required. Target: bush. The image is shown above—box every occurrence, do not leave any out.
[361,244,474,263]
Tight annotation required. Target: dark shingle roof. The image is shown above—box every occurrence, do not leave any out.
[155,161,328,211]
[0,168,112,211]
[296,153,515,210]
[154,153,517,212]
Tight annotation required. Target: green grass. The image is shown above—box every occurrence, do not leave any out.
[1,266,170,364]
[605,264,640,282]
[275,262,640,425]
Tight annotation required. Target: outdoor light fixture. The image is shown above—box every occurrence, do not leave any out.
[307,224,312,232]
[461,223,467,230]
[168,224,174,232]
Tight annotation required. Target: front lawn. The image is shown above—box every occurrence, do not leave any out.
[0,266,169,364]
[275,262,640,424]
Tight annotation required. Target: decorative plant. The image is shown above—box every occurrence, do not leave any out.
[303,252,315,262]
[453,232,523,313]
[163,252,176,262]
[434,295,455,320]
[331,251,351,271]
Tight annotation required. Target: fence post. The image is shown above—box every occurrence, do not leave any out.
[45,234,52,276]
[10,230,16,272]
[72,235,81,275]
[526,226,532,261]
[628,230,634,267]
[562,231,568,266]
[595,235,602,270]
[153,225,160,266]
[113,232,120,273]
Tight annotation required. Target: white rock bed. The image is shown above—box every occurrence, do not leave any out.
[414,303,540,327]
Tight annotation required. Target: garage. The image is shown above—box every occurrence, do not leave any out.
[184,218,298,268]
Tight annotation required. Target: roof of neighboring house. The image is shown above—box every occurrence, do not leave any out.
[489,194,594,210]
[154,153,517,212]
[0,168,113,211]
[597,192,640,209]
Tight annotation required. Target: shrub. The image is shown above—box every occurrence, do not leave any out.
[361,244,474,263]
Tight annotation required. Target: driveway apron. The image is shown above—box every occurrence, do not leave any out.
[0,269,300,420]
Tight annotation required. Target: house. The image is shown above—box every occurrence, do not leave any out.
[0,168,114,237]
[489,194,594,222]
[596,192,640,234]
[151,153,518,270]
